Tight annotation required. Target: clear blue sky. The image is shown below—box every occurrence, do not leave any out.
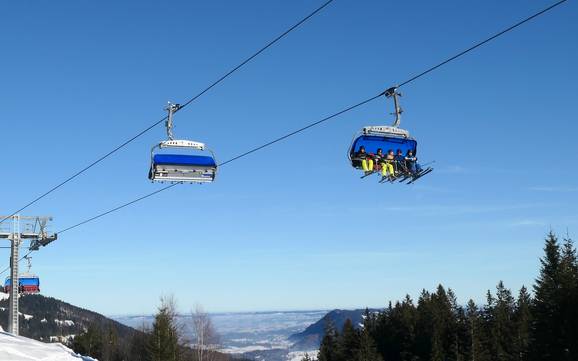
[1,0,577,315]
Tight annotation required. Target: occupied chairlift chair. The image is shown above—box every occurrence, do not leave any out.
[3,256,40,294]
[348,87,433,183]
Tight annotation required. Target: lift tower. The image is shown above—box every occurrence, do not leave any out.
[0,215,56,335]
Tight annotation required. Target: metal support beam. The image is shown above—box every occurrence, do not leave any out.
[8,217,20,334]
[1,214,56,335]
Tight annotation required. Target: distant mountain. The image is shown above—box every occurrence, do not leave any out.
[289,309,379,350]
[0,293,139,345]
[114,310,328,361]
[0,293,249,361]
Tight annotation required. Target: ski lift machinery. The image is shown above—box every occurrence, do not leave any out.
[149,103,217,183]
[348,87,433,183]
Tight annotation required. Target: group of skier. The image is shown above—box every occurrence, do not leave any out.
[354,146,422,182]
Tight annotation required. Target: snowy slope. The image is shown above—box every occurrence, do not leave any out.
[0,331,96,361]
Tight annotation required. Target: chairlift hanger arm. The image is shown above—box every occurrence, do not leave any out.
[165,102,182,141]
[381,86,402,128]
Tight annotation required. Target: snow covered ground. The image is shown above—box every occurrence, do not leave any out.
[0,331,96,361]
[287,351,318,361]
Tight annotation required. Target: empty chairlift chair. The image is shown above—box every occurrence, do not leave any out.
[148,103,217,184]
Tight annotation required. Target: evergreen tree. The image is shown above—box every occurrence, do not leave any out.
[513,286,531,361]
[530,232,567,360]
[493,281,516,361]
[481,290,497,360]
[308,232,577,361]
[101,323,125,361]
[448,288,468,361]
[148,297,181,361]
[391,295,417,361]
[415,290,434,360]
[318,318,339,361]
[71,324,104,360]
[373,302,397,361]
[357,324,383,361]
[129,323,151,361]
[337,319,360,361]
[560,236,578,359]
[430,285,454,361]
[465,299,486,361]
[301,353,314,361]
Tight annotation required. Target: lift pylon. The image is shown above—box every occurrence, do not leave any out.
[0,215,56,335]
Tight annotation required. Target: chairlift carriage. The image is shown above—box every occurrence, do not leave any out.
[4,275,40,294]
[3,256,40,294]
[149,103,217,183]
[348,87,433,184]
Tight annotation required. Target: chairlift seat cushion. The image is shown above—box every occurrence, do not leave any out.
[153,154,216,167]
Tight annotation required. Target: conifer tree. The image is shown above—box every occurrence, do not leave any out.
[448,288,468,361]
[493,281,516,361]
[372,302,396,360]
[318,318,339,361]
[102,323,123,361]
[148,296,181,361]
[481,290,497,360]
[338,319,360,361]
[514,286,531,361]
[357,323,383,361]
[71,324,104,359]
[308,232,576,361]
[465,299,486,361]
[129,323,152,361]
[431,285,453,361]
[530,232,566,360]
[415,290,434,360]
[560,236,578,359]
[389,295,417,361]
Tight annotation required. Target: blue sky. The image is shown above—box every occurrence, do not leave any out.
[1,0,577,315]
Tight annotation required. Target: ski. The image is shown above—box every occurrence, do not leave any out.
[379,175,397,184]
[407,168,433,184]
[360,171,377,179]
[397,173,412,183]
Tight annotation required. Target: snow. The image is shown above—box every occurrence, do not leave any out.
[50,335,76,343]
[0,331,96,361]
[287,351,317,361]
[0,292,8,301]
[221,345,271,353]
[54,319,75,327]
[19,312,34,320]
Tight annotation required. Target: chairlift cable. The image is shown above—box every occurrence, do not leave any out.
[57,183,179,235]
[396,0,567,88]
[0,0,567,275]
[219,94,382,166]
[0,0,337,227]
[30,0,573,238]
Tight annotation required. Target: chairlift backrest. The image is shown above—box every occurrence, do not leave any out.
[350,134,417,158]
